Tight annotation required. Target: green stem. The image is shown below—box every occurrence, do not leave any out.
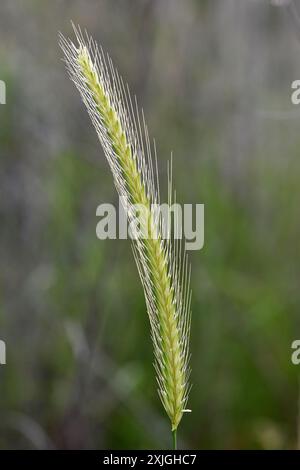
[172,429,177,450]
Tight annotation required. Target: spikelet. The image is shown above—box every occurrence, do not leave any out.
[59,25,192,433]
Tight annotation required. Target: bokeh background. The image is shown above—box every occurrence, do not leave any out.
[1,0,300,450]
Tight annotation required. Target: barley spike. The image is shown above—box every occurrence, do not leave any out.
[59,24,192,433]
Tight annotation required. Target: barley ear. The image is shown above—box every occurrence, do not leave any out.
[59,25,192,439]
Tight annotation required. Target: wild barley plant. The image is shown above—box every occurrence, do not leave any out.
[60,26,192,449]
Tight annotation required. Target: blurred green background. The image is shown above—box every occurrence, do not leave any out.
[1,0,300,449]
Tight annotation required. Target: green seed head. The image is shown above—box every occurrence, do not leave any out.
[60,25,192,432]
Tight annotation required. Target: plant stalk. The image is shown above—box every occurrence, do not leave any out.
[172,429,177,450]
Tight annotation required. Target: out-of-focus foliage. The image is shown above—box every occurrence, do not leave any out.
[0,0,300,449]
